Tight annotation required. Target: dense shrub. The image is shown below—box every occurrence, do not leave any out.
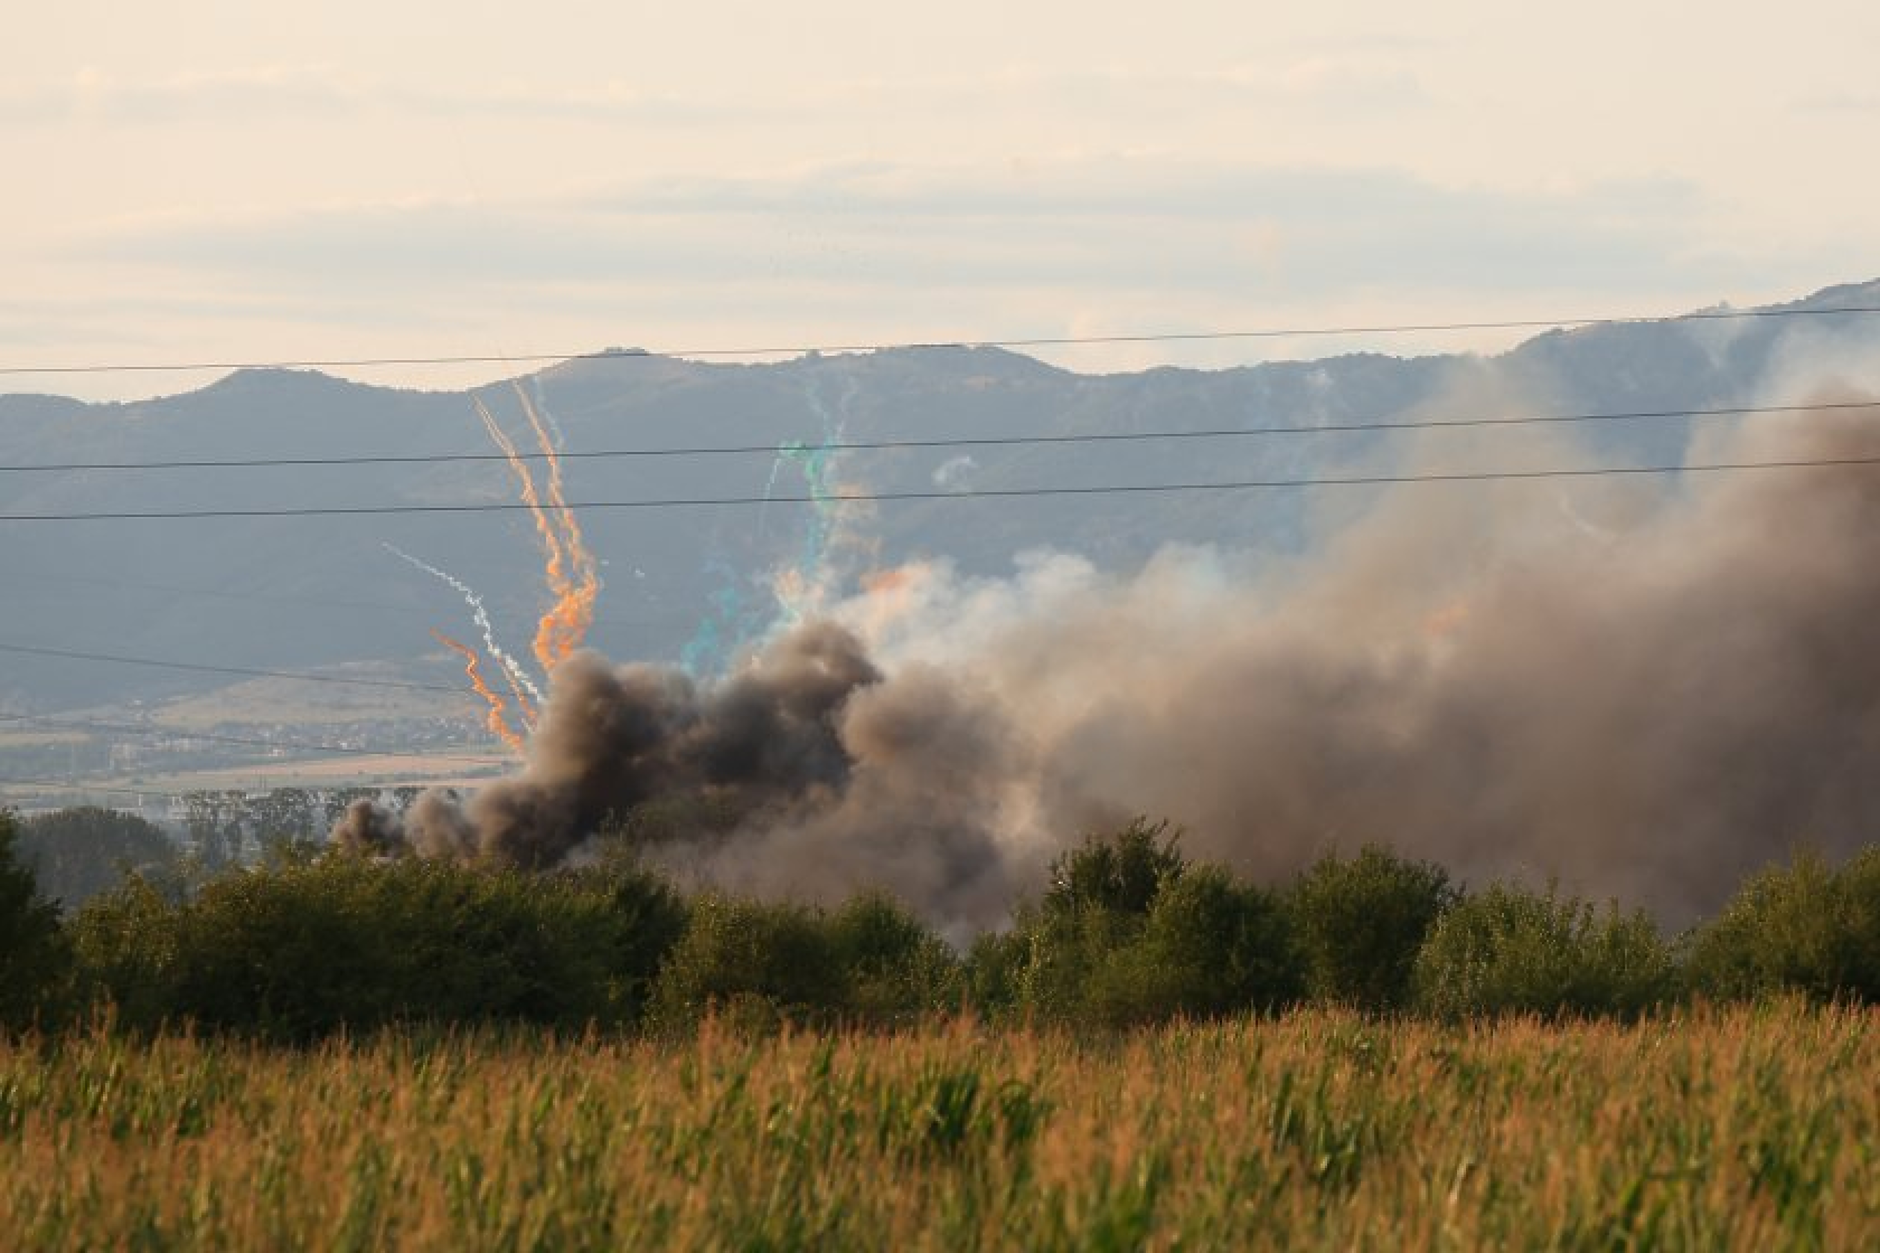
[1043,818,1185,917]
[0,811,70,1030]
[991,822,1189,1021]
[1413,882,1676,1019]
[1086,867,1302,1024]
[1683,848,1880,1003]
[826,891,961,1022]
[649,895,847,1030]
[1001,902,1140,1022]
[62,874,179,1030]
[25,798,1880,1036]
[69,854,686,1040]
[1288,845,1456,1011]
[973,822,1302,1025]
[962,927,1028,1019]
[650,891,960,1031]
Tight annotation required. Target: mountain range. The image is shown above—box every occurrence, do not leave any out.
[4,278,1878,718]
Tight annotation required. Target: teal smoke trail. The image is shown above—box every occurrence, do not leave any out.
[679,557,773,676]
[682,373,852,671]
[773,375,849,620]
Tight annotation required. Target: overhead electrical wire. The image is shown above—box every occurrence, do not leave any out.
[0,641,469,693]
[1,301,1878,377]
[5,453,1880,522]
[2,398,1875,474]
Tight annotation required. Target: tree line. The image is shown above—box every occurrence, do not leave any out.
[1,809,1877,1041]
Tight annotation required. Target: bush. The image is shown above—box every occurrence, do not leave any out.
[981,822,1303,1026]
[962,927,1029,1020]
[1086,867,1302,1024]
[69,854,686,1040]
[997,823,1188,1022]
[826,891,960,1022]
[1413,882,1675,1019]
[65,874,183,1031]
[649,891,963,1033]
[1043,818,1185,917]
[1289,845,1456,1011]
[649,895,847,1031]
[1005,900,1141,1022]
[0,811,70,1030]
[1683,849,1880,1003]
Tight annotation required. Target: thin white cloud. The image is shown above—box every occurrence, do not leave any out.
[71,157,1756,309]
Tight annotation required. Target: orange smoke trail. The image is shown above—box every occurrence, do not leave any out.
[432,628,525,753]
[497,663,538,729]
[474,396,573,673]
[512,384,599,669]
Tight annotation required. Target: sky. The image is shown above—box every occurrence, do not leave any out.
[6,1,1879,400]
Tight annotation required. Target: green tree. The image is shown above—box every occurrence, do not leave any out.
[70,853,686,1040]
[971,820,1304,1026]
[182,790,247,870]
[18,806,178,911]
[648,895,846,1032]
[1043,818,1185,917]
[0,810,70,1030]
[1289,845,1456,1011]
[1414,881,1674,1019]
[1684,848,1880,1003]
[826,891,960,1023]
[1088,867,1302,1024]
[1005,821,1189,1021]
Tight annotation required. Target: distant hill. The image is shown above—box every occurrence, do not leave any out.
[3,279,1878,713]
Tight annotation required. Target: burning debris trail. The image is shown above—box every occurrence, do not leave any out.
[384,543,543,715]
[514,385,600,669]
[418,385,603,750]
[430,629,525,753]
[475,395,574,668]
[342,398,1880,932]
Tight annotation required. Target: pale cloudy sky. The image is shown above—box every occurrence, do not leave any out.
[7,1,1877,398]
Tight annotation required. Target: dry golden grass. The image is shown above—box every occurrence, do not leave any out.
[1,1002,1874,1249]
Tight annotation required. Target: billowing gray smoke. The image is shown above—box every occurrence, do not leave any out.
[338,397,1880,931]
[334,620,879,863]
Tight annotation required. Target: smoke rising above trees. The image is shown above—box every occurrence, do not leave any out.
[337,394,1880,932]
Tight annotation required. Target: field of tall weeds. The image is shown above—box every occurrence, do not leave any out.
[1,1001,1874,1250]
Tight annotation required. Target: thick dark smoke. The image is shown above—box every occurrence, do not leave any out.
[338,620,879,861]
[339,398,1880,931]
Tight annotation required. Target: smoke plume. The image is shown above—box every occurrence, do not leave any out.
[339,395,1880,931]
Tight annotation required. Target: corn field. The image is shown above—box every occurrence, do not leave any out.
[0,1002,1875,1250]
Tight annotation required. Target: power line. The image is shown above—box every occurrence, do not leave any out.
[0,566,682,633]
[5,453,1880,522]
[0,712,509,765]
[0,641,468,693]
[3,302,1878,377]
[3,398,1874,474]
